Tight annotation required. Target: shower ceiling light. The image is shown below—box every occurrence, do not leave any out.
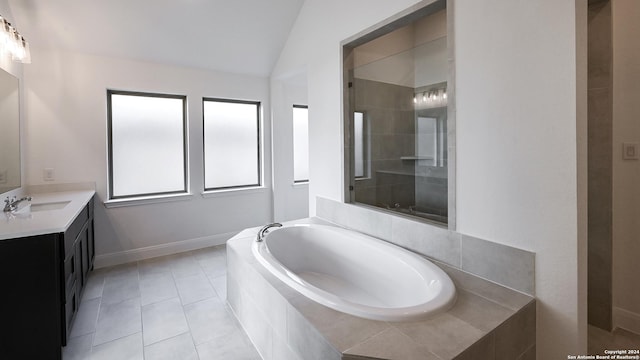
[0,15,31,64]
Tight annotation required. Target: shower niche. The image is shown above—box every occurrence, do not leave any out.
[343,0,452,225]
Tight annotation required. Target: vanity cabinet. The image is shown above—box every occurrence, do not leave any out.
[0,195,95,360]
[61,196,95,343]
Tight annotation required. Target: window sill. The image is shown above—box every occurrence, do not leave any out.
[292,181,309,187]
[104,192,193,208]
[201,186,268,198]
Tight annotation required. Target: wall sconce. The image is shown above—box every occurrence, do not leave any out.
[0,15,31,64]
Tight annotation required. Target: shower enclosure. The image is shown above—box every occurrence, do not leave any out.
[343,0,450,224]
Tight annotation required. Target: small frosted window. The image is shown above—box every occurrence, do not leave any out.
[293,106,309,183]
[108,91,187,199]
[354,112,365,178]
[203,99,260,190]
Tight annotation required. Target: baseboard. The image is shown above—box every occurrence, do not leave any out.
[94,231,237,269]
[613,307,640,336]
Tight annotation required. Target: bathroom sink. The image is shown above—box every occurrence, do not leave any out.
[31,201,70,212]
[11,203,32,215]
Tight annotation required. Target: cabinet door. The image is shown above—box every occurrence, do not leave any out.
[0,234,63,359]
[87,219,95,269]
[77,224,89,289]
[64,282,78,344]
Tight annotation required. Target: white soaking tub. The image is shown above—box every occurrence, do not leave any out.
[252,223,456,321]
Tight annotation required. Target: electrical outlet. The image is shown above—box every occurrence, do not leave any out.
[0,169,7,184]
[43,168,55,182]
[623,143,639,160]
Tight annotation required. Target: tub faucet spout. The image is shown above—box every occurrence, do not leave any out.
[257,223,282,242]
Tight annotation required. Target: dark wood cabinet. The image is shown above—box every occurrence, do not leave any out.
[0,195,95,360]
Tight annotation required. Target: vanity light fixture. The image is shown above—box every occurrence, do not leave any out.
[413,87,447,108]
[0,15,31,64]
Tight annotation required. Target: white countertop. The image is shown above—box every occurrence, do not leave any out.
[0,190,95,240]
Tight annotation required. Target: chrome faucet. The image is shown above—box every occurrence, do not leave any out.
[256,223,282,242]
[3,196,32,212]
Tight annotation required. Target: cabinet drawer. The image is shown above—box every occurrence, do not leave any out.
[63,206,89,257]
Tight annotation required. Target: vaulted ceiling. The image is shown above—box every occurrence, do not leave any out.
[8,0,305,76]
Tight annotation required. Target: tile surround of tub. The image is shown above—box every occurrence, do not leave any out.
[460,234,535,295]
[316,196,535,295]
[227,229,535,360]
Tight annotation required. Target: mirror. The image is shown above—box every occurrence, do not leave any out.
[0,67,21,195]
[344,0,450,224]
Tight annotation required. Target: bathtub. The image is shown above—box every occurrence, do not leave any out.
[252,223,456,321]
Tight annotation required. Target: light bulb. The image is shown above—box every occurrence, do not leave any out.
[20,39,30,63]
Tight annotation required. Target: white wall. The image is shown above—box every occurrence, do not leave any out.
[456,0,586,355]
[23,48,273,263]
[272,0,586,358]
[271,72,309,222]
[612,0,640,334]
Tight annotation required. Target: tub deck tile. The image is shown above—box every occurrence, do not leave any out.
[343,327,442,360]
[438,262,534,312]
[393,312,485,359]
[290,295,390,352]
[447,290,515,332]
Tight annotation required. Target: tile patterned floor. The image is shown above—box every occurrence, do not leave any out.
[62,245,261,360]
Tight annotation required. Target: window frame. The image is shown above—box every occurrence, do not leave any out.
[292,104,309,184]
[202,97,262,192]
[106,89,189,201]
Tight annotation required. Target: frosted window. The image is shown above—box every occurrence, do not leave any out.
[108,91,187,199]
[203,99,260,190]
[354,112,365,178]
[293,106,309,183]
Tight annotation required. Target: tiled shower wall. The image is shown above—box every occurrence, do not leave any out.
[353,78,449,217]
[353,78,416,208]
[587,0,613,331]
